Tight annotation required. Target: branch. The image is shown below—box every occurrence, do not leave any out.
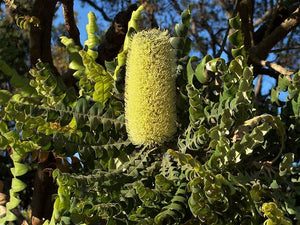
[238,0,254,50]
[193,19,219,57]
[170,0,182,15]
[148,7,158,28]
[96,4,137,66]
[258,68,280,79]
[60,0,81,47]
[217,0,235,17]
[29,0,57,67]
[31,153,57,222]
[190,28,208,56]
[252,6,300,59]
[203,21,217,56]
[251,54,293,78]
[254,74,262,96]
[216,25,230,57]
[80,0,112,22]
[270,45,300,52]
[253,7,272,27]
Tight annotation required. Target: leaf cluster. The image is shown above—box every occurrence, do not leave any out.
[0,6,299,225]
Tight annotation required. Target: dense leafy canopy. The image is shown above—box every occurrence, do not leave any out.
[0,0,300,225]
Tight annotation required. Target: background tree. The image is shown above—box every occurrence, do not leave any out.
[0,0,299,224]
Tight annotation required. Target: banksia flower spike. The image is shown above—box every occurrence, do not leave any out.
[125,29,177,146]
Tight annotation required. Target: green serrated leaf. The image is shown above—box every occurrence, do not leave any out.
[229,58,243,75]
[93,78,113,105]
[88,102,104,130]
[13,162,29,177]
[231,45,246,58]
[170,37,185,49]
[279,153,294,176]
[207,58,226,72]
[61,216,71,224]
[105,59,118,75]
[183,37,192,55]
[73,98,89,128]
[52,169,61,180]
[228,30,243,47]
[278,74,290,92]
[187,56,199,84]
[5,209,18,221]
[0,135,9,149]
[10,149,24,162]
[0,121,8,133]
[3,130,19,144]
[229,14,241,29]
[6,196,21,210]
[175,24,188,37]
[55,104,73,126]
[271,88,280,105]
[195,55,212,84]
[181,9,191,27]
[11,178,27,192]
[0,90,12,105]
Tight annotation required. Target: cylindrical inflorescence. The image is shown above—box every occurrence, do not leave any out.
[125,29,177,146]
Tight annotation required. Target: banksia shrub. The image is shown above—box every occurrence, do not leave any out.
[125,29,177,145]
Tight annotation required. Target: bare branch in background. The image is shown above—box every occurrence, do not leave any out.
[253,7,272,27]
[270,46,300,52]
[148,7,158,28]
[80,0,112,22]
[203,20,218,56]
[254,74,262,96]
[216,24,230,57]
[253,4,294,45]
[252,6,300,60]
[217,0,235,18]
[97,4,137,66]
[170,0,182,15]
[251,55,293,78]
[60,0,81,47]
[258,68,280,79]
[141,2,159,28]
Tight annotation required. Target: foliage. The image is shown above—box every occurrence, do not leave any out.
[0,10,29,88]
[0,3,300,225]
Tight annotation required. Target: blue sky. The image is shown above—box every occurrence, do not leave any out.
[54,2,100,44]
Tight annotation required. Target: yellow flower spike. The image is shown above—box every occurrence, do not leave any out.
[125,29,177,146]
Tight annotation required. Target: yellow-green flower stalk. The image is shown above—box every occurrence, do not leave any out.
[125,29,177,145]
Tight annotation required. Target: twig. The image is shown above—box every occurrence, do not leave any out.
[253,7,273,27]
[170,0,182,15]
[193,19,218,57]
[264,0,276,37]
[216,0,239,58]
[216,23,230,57]
[79,0,111,22]
[252,6,300,60]
[258,68,280,79]
[270,45,300,52]
[254,75,262,96]
[60,0,81,47]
